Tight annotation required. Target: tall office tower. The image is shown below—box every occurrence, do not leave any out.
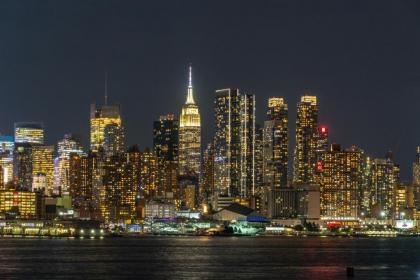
[100,153,125,223]
[263,97,288,189]
[68,152,97,217]
[99,148,140,224]
[293,95,318,184]
[90,102,123,154]
[54,134,85,195]
[178,65,201,176]
[0,135,14,184]
[214,88,255,200]
[202,143,215,202]
[139,148,158,199]
[413,146,420,186]
[124,146,142,222]
[153,114,179,194]
[14,122,44,144]
[254,125,264,191]
[315,126,329,160]
[240,93,256,198]
[360,155,373,216]
[317,144,362,219]
[103,124,125,157]
[371,157,398,218]
[32,145,54,195]
[394,183,413,219]
[13,143,33,190]
[412,147,420,209]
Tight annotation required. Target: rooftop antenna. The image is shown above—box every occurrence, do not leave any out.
[188,63,192,88]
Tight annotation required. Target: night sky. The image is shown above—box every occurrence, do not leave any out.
[0,1,419,180]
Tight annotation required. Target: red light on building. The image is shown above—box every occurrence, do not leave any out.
[320,126,327,134]
[326,221,341,229]
[316,161,323,172]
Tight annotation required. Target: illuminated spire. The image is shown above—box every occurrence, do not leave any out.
[104,71,108,106]
[186,64,195,104]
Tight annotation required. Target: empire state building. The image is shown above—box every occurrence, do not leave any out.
[179,65,201,177]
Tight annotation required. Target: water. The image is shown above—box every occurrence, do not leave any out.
[0,236,419,279]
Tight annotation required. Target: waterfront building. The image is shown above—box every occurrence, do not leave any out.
[213,88,256,201]
[0,190,38,219]
[145,199,176,218]
[267,184,320,220]
[68,152,97,218]
[140,148,158,199]
[178,65,201,177]
[153,114,179,195]
[394,183,414,219]
[317,144,362,220]
[371,157,399,219]
[293,95,318,184]
[123,146,142,223]
[99,151,141,223]
[263,97,288,189]
[14,122,44,144]
[213,203,261,222]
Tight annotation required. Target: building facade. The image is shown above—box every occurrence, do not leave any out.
[214,88,256,201]
[263,97,288,189]
[178,65,201,177]
[90,103,123,154]
[293,95,318,184]
[14,122,44,145]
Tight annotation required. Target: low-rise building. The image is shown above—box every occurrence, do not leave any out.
[145,200,176,218]
[213,203,266,222]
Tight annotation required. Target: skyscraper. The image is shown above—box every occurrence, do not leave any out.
[90,103,123,155]
[139,148,158,199]
[293,95,318,184]
[153,114,179,195]
[214,88,255,201]
[412,147,420,210]
[317,144,362,220]
[263,97,288,189]
[14,122,44,144]
[202,143,215,202]
[54,134,85,195]
[13,143,33,190]
[371,157,398,218]
[240,93,256,198]
[413,147,420,185]
[31,145,54,195]
[178,65,201,177]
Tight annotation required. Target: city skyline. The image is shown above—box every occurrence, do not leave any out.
[0,2,419,279]
[0,0,419,182]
